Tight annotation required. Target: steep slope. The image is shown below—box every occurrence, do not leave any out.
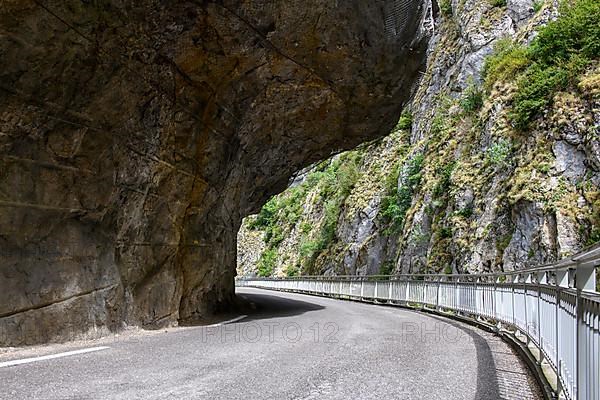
[0,0,431,345]
[238,0,600,277]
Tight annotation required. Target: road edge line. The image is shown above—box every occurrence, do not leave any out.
[0,346,110,368]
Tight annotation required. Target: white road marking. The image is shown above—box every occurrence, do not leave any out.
[207,315,247,327]
[0,346,110,368]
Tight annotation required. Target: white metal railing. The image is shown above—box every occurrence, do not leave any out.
[237,243,600,400]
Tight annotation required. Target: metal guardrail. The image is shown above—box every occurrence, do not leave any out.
[237,243,600,400]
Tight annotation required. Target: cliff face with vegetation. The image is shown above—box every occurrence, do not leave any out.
[238,0,600,278]
[0,0,431,345]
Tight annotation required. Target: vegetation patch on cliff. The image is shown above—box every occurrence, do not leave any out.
[484,0,600,129]
[380,154,424,235]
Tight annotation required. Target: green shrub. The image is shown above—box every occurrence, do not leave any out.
[321,200,339,243]
[291,153,361,274]
[455,205,474,218]
[439,226,453,239]
[439,0,453,17]
[299,199,345,274]
[255,187,307,248]
[317,154,360,201]
[460,84,484,114]
[379,262,395,275]
[430,110,448,138]
[511,0,600,128]
[381,154,424,234]
[533,0,544,12]
[257,249,277,277]
[510,65,569,129]
[299,239,323,275]
[530,0,600,66]
[489,0,507,7]
[300,239,320,258]
[496,234,513,254]
[299,222,312,234]
[433,162,455,199]
[587,228,600,246]
[483,0,600,129]
[486,139,512,166]
[249,197,279,230]
[265,225,285,247]
[285,264,299,277]
[483,39,529,88]
[397,111,413,131]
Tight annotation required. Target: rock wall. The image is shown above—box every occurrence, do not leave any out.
[238,0,599,277]
[0,0,431,345]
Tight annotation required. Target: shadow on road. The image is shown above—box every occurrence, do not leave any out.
[426,314,501,400]
[235,289,324,322]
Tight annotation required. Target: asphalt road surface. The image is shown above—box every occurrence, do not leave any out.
[0,288,542,399]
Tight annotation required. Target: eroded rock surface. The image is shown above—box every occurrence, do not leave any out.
[0,0,431,345]
[236,0,599,279]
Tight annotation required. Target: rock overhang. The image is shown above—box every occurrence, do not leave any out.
[0,0,431,345]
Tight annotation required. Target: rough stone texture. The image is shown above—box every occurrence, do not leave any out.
[501,201,557,271]
[384,0,598,274]
[326,133,404,276]
[237,0,599,278]
[507,0,536,26]
[236,221,265,277]
[0,0,431,345]
[553,140,587,183]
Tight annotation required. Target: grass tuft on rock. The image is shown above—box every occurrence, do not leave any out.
[483,0,600,129]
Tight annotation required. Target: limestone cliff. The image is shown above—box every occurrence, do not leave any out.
[238,0,600,277]
[0,0,431,345]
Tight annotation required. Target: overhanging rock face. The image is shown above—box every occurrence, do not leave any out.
[0,0,431,345]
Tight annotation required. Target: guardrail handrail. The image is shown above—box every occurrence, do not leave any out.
[237,242,600,400]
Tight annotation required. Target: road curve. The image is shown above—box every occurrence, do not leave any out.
[0,288,542,400]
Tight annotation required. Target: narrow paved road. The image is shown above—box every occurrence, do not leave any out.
[0,288,541,400]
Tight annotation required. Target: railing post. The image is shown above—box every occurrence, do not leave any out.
[360,278,364,299]
[491,276,496,320]
[374,280,378,300]
[536,272,546,362]
[475,277,480,317]
[495,276,501,322]
[524,273,531,341]
[454,277,458,313]
[555,269,569,398]
[512,274,518,327]
[436,276,441,310]
[576,261,597,400]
